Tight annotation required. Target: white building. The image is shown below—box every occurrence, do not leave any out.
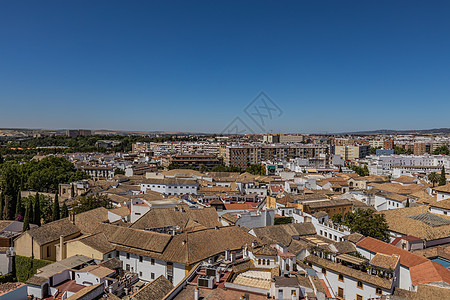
[140,178,198,195]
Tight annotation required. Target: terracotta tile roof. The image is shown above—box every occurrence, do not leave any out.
[394,283,450,299]
[108,206,130,217]
[27,218,80,245]
[379,206,450,240]
[306,255,393,290]
[410,260,450,285]
[67,232,115,254]
[356,237,428,268]
[162,226,261,265]
[252,223,316,246]
[78,265,114,278]
[75,207,109,234]
[97,223,172,254]
[253,244,278,256]
[434,183,450,194]
[370,253,400,270]
[130,206,220,230]
[131,275,174,300]
[393,175,417,184]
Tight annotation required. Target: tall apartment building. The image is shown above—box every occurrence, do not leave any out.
[66,129,92,138]
[223,144,329,169]
[334,145,370,161]
[132,142,221,156]
[263,134,304,143]
[369,139,394,150]
[413,142,427,155]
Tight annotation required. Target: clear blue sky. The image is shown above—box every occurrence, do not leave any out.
[1,1,449,133]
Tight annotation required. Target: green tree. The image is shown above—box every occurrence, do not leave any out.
[0,193,3,220]
[439,166,447,186]
[33,193,41,226]
[114,168,125,176]
[2,195,11,220]
[22,200,31,232]
[15,189,24,220]
[52,194,60,221]
[343,209,389,241]
[332,213,343,224]
[245,164,265,175]
[61,202,69,218]
[71,195,111,214]
[274,217,292,225]
[428,172,439,187]
[433,146,450,155]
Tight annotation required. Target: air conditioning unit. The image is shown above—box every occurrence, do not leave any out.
[205,266,217,277]
[197,275,214,289]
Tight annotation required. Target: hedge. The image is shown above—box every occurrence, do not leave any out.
[15,256,52,283]
[274,216,292,225]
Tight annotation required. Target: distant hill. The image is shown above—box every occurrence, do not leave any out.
[338,128,450,135]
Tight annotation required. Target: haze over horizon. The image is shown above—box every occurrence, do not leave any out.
[1,1,450,133]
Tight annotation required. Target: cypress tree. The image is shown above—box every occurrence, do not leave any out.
[15,190,22,220]
[52,193,60,221]
[3,195,10,220]
[34,192,41,226]
[0,193,3,221]
[23,200,31,232]
[61,202,69,218]
[439,166,447,186]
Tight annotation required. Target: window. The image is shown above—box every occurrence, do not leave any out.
[258,259,261,265]
[126,253,130,259]
[151,273,155,279]
[126,264,130,271]
[338,287,344,298]
[357,281,363,289]
[321,268,326,275]
[356,294,363,300]
[47,246,50,257]
[320,230,323,235]
[116,251,120,258]
[139,272,142,277]
[376,287,382,295]
[151,258,155,265]
[338,274,344,282]
[139,256,143,262]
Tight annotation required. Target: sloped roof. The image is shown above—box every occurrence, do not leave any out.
[410,260,450,286]
[162,226,259,265]
[108,206,130,217]
[130,206,220,230]
[67,233,115,254]
[97,223,172,254]
[370,253,400,270]
[27,218,80,245]
[252,223,316,246]
[434,183,450,194]
[75,207,109,234]
[131,275,174,300]
[306,254,393,290]
[356,237,428,268]
[77,265,114,278]
[380,206,450,240]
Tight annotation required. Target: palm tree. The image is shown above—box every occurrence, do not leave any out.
[428,172,439,187]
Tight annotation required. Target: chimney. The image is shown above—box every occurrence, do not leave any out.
[69,211,75,224]
[194,287,199,300]
[59,235,66,261]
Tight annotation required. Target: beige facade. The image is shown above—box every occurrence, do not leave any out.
[335,145,370,161]
[14,231,80,261]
